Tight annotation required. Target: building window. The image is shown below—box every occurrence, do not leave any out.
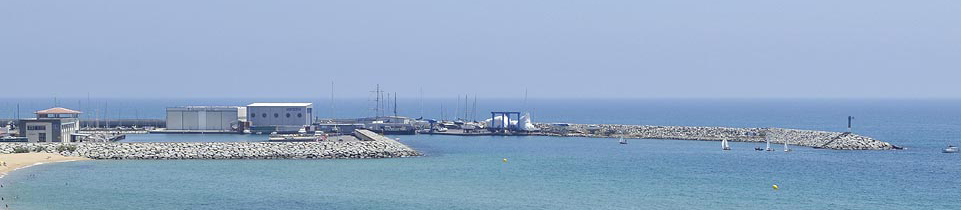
[297,113,303,118]
[250,113,256,118]
[27,125,46,130]
[286,113,291,118]
[262,113,267,118]
[38,133,46,142]
[274,113,279,118]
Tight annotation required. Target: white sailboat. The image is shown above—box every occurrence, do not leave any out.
[783,140,792,152]
[765,136,773,151]
[722,139,731,150]
[619,137,627,144]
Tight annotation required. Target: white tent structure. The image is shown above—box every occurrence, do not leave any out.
[485,112,537,131]
[485,115,517,129]
[519,113,536,131]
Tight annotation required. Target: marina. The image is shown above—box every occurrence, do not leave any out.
[0,98,957,210]
[1,0,958,208]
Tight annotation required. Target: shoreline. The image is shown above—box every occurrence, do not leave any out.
[0,153,91,179]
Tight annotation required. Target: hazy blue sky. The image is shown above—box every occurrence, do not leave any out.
[1,0,958,98]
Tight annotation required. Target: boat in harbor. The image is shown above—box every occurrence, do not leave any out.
[944,145,959,153]
[619,137,627,144]
[783,141,792,152]
[722,139,731,150]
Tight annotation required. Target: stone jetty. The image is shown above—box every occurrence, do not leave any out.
[0,139,421,159]
[534,124,899,150]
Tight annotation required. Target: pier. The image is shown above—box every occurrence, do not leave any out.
[531,124,899,150]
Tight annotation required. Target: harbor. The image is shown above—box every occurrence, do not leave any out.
[0,102,902,151]
[0,98,956,210]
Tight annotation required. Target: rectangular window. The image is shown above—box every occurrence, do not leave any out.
[38,133,46,142]
[27,125,47,130]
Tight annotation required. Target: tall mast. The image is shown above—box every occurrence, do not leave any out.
[370,84,383,117]
[419,87,423,119]
[330,81,334,119]
[87,92,91,128]
[524,88,529,112]
[455,95,460,121]
[472,94,477,121]
[393,92,398,117]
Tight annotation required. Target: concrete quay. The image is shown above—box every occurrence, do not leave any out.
[0,140,421,160]
[534,124,899,150]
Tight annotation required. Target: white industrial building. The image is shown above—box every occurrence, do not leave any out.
[165,106,240,131]
[246,103,313,133]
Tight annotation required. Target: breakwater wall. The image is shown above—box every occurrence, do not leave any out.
[0,140,421,159]
[535,124,898,150]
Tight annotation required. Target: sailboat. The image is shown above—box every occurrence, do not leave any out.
[783,140,792,152]
[765,136,773,151]
[722,139,731,150]
[619,137,627,144]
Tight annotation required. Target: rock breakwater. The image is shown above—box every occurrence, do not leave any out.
[0,140,421,159]
[535,124,898,150]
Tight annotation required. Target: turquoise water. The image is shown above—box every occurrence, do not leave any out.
[0,99,960,209]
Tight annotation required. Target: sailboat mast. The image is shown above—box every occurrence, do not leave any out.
[419,87,423,119]
[471,93,477,122]
[330,81,334,119]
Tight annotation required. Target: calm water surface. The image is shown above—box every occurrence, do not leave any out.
[0,99,959,209]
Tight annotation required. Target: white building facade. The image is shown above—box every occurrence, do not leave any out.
[165,106,240,131]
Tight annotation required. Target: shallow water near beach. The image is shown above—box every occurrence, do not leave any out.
[1,99,960,209]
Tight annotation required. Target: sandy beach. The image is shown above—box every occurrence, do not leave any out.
[0,153,90,177]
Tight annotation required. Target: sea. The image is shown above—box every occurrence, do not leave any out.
[0,98,958,209]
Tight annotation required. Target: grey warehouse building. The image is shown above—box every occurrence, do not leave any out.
[166,106,240,131]
[247,103,312,133]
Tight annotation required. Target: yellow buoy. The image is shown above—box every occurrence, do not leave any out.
[503,158,508,163]
[772,184,779,190]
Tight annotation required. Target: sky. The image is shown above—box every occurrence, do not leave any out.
[1,0,959,98]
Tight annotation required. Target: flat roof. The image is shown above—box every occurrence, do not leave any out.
[247,103,312,107]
